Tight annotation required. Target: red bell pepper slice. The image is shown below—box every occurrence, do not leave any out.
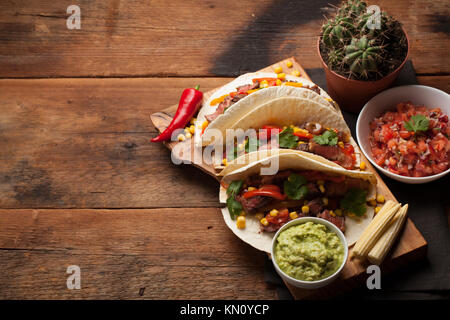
[258,125,281,140]
[293,131,313,140]
[243,185,286,200]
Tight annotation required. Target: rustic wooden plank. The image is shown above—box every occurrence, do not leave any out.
[417,75,450,93]
[0,78,235,208]
[0,0,448,78]
[0,208,277,299]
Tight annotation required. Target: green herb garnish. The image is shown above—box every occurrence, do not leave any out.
[245,137,260,154]
[313,129,338,146]
[227,197,243,220]
[227,180,243,197]
[283,173,308,200]
[278,127,299,149]
[340,188,368,217]
[226,180,244,220]
[404,114,429,133]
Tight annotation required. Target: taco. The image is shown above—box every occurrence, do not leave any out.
[219,151,376,253]
[195,72,338,146]
[211,96,359,170]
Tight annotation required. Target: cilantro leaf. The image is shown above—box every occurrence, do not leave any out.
[283,173,308,200]
[340,188,368,217]
[227,196,243,220]
[227,180,243,197]
[313,130,338,146]
[245,137,260,153]
[404,114,429,133]
[278,127,299,149]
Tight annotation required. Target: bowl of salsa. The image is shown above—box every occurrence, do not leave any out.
[357,85,450,184]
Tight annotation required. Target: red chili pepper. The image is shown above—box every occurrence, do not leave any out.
[243,185,286,200]
[151,85,203,142]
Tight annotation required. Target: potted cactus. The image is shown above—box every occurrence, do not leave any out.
[318,0,409,112]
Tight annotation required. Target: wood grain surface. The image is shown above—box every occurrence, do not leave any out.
[0,0,448,77]
[0,0,446,300]
[0,208,276,299]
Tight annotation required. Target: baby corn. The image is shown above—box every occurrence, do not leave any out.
[352,200,400,259]
[367,204,408,265]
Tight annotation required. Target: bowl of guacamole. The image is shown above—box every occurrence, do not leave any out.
[271,217,348,289]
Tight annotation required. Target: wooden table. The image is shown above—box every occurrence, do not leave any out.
[0,0,448,299]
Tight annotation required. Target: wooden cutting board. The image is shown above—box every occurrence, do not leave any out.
[150,57,427,299]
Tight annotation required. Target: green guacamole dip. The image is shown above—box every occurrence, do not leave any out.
[274,222,344,281]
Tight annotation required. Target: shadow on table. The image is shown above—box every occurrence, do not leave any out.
[210,0,339,76]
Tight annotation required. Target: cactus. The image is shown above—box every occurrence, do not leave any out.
[320,0,407,80]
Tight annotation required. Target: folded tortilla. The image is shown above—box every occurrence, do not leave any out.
[219,151,376,253]
[207,96,359,169]
[195,72,337,147]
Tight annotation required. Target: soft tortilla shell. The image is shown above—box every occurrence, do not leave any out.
[219,151,376,253]
[205,96,349,147]
[195,72,335,146]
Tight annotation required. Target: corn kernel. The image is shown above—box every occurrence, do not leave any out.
[270,209,278,217]
[189,125,195,134]
[319,184,325,193]
[255,213,264,221]
[276,79,282,86]
[335,209,343,216]
[376,195,385,203]
[236,216,246,229]
[322,197,329,206]
[291,70,301,77]
[286,61,293,68]
[368,199,377,207]
[302,206,309,214]
[348,212,355,217]
[338,141,344,148]
[317,180,324,186]
[375,206,381,214]
[185,132,192,139]
[297,141,306,146]
[184,127,190,133]
[260,218,269,226]
[247,187,257,192]
[277,73,286,80]
[190,117,197,125]
[289,211,298,220]
[202,120,209,130]
[329,210,336,217]
[360,161,366,170]
[274,66,283,74]
[177,134,186,142]
[283,126,287,130]
[222,158,227,166]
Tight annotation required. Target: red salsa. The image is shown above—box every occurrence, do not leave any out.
[369,102,449,177]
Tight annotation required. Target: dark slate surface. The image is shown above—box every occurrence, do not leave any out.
[265,61,450,299]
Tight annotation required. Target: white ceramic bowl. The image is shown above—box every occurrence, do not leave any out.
[271,217,348,289]
[356,85,450,184]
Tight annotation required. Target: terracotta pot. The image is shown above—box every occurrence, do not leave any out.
[317,29,409,113]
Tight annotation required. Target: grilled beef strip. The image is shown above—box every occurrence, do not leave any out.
[317,210,346,232]
[236,194,271,214]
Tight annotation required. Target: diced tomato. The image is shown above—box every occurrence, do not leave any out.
[266,208,289,225]
[399,130,411,139]
[258,125,281,140]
